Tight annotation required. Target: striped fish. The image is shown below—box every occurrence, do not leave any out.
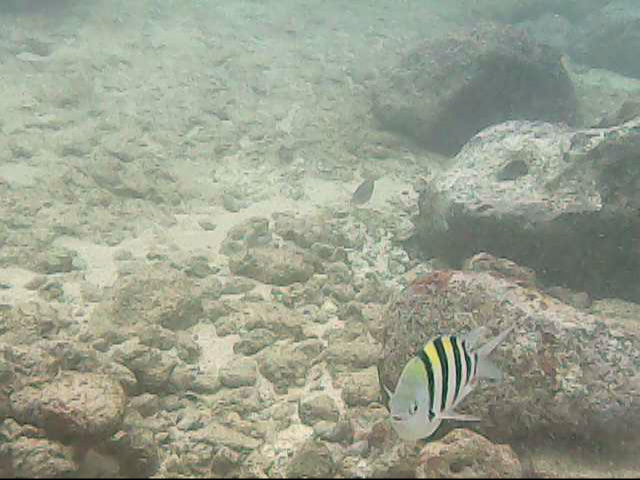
[384,326,513,442]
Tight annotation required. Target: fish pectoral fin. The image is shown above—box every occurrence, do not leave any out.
[440,411,481,422]
[383,384,394,400]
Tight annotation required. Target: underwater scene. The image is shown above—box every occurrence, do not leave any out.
[0,0,639,477]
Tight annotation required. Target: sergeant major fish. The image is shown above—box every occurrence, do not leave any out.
[384,326,514,442]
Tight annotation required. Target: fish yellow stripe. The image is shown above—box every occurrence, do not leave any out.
[424,342,441,372]
[433,337,449,412]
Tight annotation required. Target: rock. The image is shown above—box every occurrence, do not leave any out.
[378,264,640,448]
[222,191,245,212]
[221,276,256,294]
[10,372,126,441]
[299,394,340,425]
[210,445,242,476]
[570,0,640,79]
[209,386,266,416]
[110,339,177,392]
[234,328,277,355]
[523,441,640,478]
[286,439,335,478]
[232,302,307,341]
[408,118,640,303]
[596,100,640,128]
[77,448,121,478]
[37,246,77,274]
[184,255,215,278]
[107,411,159,477]
[220,217,272,256]
[479,0,606,23]
[514,12,576,55]
[340,366,381,408]
[257,340,324,394]
[4,436,79,478]
[545,286,592,309]
[313,417,354,445]
[0,302,73,345]
[193,370,220,394]
[106,265,204,331]
[228,246,315,286]
[416,429,522,478]
[272,211,364,250]
[136,325,200,363]
[219,357,258,388]
[325,326,382,375]
[192,421,261,453]
[128,393,161,418]
[372,24,577,156]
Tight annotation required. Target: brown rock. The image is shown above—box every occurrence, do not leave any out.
[10,372,126,441]
[379,263,640,448]
[416,429,522,478]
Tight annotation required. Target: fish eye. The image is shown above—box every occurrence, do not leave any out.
[409,402,418,415]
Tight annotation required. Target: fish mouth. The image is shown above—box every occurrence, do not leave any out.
[391,415,405,422]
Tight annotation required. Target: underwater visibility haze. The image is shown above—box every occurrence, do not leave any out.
[0,0,639,477]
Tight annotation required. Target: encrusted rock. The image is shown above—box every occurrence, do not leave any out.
[106,410,159,477]
[228,246,315,286]
[409,118,640,302]
[373,24,577,156]
[340,366,381,408]
[3,436,79,478]
[192,421,261,453]
[110,339,178,393]
[416,429,522,478]
[219,357,258,388]
[272,211,363,250]
[299,393,340,426]
[104,264,204,331]
[286,439,336,478]
[570,0,640,79]
[257,339,324,394]
[378,263,640,447]
[234,328,277,356]
[10,372,126,441]
[220,217,272,256]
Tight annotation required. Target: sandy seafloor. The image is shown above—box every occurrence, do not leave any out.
[0,0,454,362]
[1,0,640,477]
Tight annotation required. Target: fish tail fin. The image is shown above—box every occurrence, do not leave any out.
[476,326,514,381]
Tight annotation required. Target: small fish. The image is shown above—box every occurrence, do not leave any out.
[384,326,514,442]
[351,178,375,206]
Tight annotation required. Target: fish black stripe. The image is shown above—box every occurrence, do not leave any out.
[417,348,435,417]
[433,337,449,412]
[473,353,478,378]
[462,340,473,386]
[451,336,463,404]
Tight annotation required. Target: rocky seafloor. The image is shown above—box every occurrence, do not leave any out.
[1,0,640,478]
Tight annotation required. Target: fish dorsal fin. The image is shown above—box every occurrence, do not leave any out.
[476,326,515,357]
[462,326,489,349]
[383,383,394,401]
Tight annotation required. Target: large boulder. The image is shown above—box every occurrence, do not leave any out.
[372,24,577,157]
[407,117,640,302]
[378,258,640,448]
[9,372,126,441]
[569,0,640,80]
